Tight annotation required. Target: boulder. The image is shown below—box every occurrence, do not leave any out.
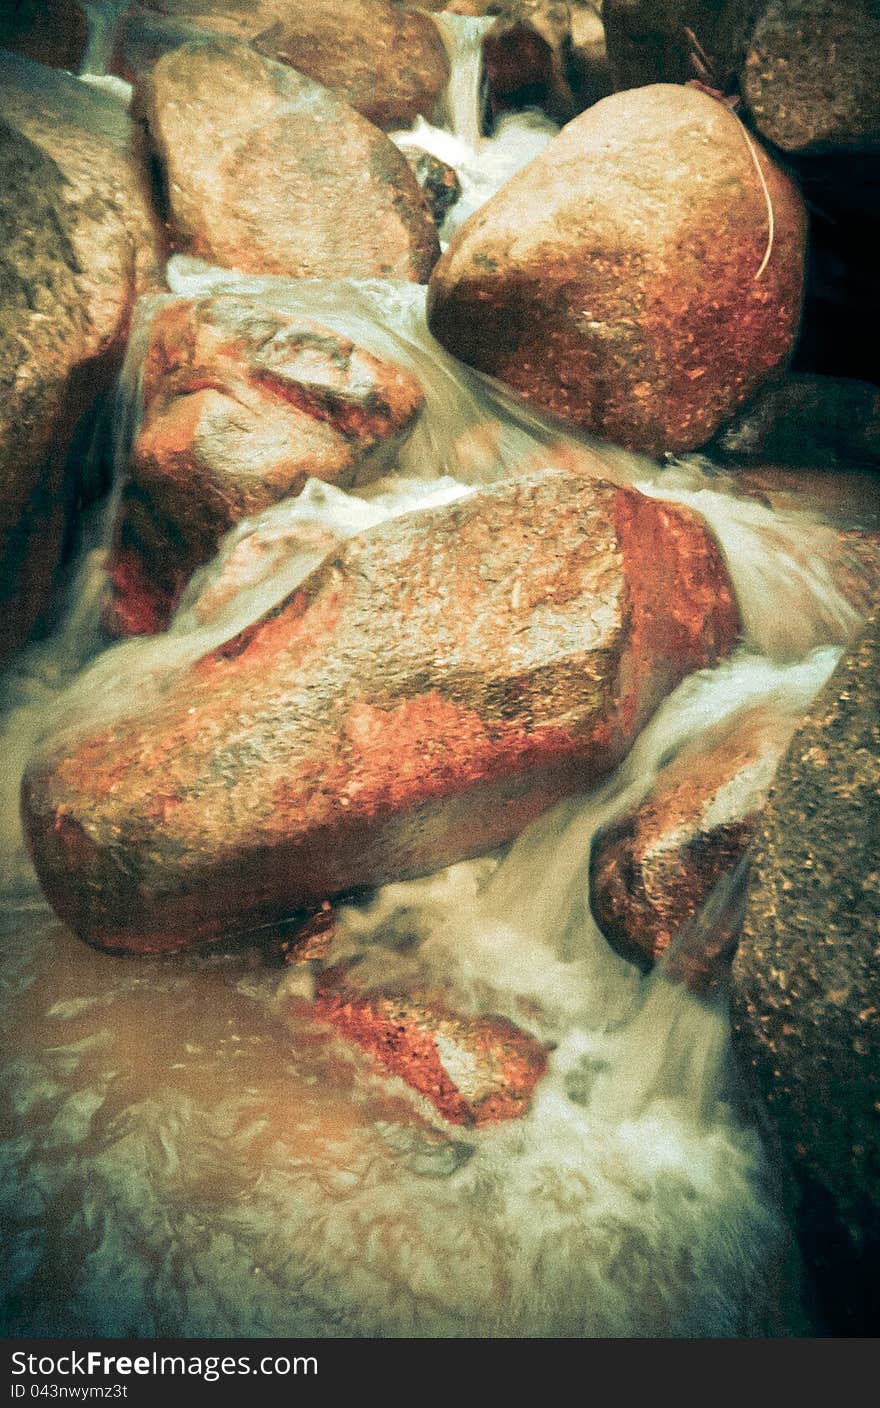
[711,374,880,467]
[732,615,880,1334]
[0,0,88,71]
[742,0,880,153]
[590,705,797,968]
[427,84,806,455]
[103,295,424,635]
[0,53,163,665]
[603,0,763,90]
[138,37,440,281]
[23,470,738,954]
[124,0,449,128]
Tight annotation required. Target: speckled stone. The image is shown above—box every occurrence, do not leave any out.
[427,84,806,455]
[138,37,439,281]
[103,294,424,635]
[0,53,163,665]
[118,0,449,130]
[742,0,880,153]
[23,470,738,955]
[732,613,880,1333]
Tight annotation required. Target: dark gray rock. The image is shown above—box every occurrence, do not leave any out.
[732,614,880,1334]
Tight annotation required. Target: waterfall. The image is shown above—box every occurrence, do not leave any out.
[432,12,494,150]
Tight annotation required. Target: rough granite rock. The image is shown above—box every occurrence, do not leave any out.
[0,53,163,665]
[103,295,424,635]
[138,37,439,281]
[23,470,738,954]
[117,1,449,129]
[427,83,806,455]
[591,704,799,968]
[742,0,880,154]
[732,614,880,1334]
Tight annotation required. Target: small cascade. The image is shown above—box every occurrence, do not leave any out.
[79,0,128,77]
[392,14,558,243]
[432,12,495,150]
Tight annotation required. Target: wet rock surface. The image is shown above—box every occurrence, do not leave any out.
[732,616,880,1334]
[743,0,880,154]
[0,53,163,665]
[401,148,463,226]
[484,1,579,123]
[591,705,798,968]
[104,295,424,635]
[126,0,450,129]
[312,978,549,1125]
[427,83,806,455]
[138,37,440,280]
[711,374,880,467]
[23,470,738,955]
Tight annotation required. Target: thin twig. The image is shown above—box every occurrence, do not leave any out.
[731,111,776,280]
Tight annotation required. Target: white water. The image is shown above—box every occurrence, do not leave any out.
[1,8,872,1339]
[393,11,559,243]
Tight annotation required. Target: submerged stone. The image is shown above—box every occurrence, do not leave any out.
[104,295,424,635]
[427,83,806,455]
[23,470,738,954]
[313,979,549,1126]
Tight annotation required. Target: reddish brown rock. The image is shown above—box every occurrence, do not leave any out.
[0,53,163,664]
[590,705,799,969]
[0,0,88,71]
[23,470,738,954]
[103,295,424,635]
[742,0,880,154]
[138,37,439,280]
[427,84,807,456]
[313,978,548,1125]
[123,0,449,128]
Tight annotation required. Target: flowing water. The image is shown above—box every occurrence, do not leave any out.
[1,12,873,1339]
